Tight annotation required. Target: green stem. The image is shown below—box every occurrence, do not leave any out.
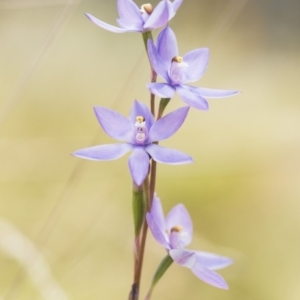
[129,183,145,300]
[149,159,157,209]
[135,159,156,300]
[132,178,150,300]
[142,31,157,117]
[150,88,156,118]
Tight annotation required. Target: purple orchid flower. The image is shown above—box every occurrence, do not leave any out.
[146,195,232,289]
[72,101,192,186]
[147,26,239,110]
[85,0,183,33]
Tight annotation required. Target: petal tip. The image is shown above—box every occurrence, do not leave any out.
[222,281,229,290]
[184,156,194,164]
[85,13,95,22]
[182,106,191,114]
[71,151,85,159]
[71,150,81,157]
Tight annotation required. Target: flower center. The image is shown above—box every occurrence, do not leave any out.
[169,56,188,85]
[140,3,153,14]
[134,116,148,144]
[170,225,188,249]
[172,56,183,63]
[171,225,183,233]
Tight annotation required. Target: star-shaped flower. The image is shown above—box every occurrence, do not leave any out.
[72,101,192,186]
[146,195,232,289]
[85,0,183,33]
[147,26,239,110]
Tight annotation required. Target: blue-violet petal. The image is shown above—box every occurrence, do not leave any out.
[85,13,131,33]
[94,106,133,142]
[176,85,209,110]
[191,264,229,289]
[128,147,149,185]
[72,143,132,161]
[146,144,193,164]
[183,48,210,83]
[148,106,189,142]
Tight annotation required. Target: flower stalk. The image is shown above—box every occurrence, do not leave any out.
[75,1,239,299]
[132,177,151,300]
[142,31,157,117]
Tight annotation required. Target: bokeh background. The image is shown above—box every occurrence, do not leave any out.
[1,0,300,299]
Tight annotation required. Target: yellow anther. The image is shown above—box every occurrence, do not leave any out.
[141,3,153,14]
[136,116,145,123]
[171,225,183,233]
[172,56,183,63]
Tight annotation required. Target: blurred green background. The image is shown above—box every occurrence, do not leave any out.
[0,0,300,299]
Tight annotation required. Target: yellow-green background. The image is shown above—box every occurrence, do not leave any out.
[0,0,299,299]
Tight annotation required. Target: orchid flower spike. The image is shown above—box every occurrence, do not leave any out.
[147,26,239,110]
[85,0,183,33]
[72,101,192,186]
[146,195,233,289]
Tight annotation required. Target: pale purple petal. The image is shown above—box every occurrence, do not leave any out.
[72,143,132,161]
[150,195,168,240]
[116,18,142,31]
[191,264,229,289]
[144,0,172,31]
[183,48,210,83]
[147,83,175,98]
[166,204,193,235]
[128,100,155,130]
[157,26,178,68]
[146,213,170,249]
[195,251,233,270]
[145,144,193,164]
[191,86,240,98]
[85,13,131,33]
[94,106,133,142]
[169,230,191,249]
[172,0,183,12]
[169,249,197,268]
[147,39,169,82]
[148,106,189,142]
[166,204,193,248]
[176,85,209,110]
[128,147,149,186]
[117,0,143,30]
